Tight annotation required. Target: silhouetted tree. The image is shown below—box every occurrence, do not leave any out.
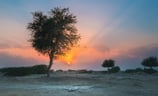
[141,56,158,69]
[109,66,120,73]
[102,59,115,70]
[28,7,80,77]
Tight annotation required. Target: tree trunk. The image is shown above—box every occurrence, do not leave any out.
[47,53,54,77]
[107,67,110,73]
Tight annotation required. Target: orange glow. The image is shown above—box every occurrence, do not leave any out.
[64,53,73,64]
[56,46,125,65]
[0,47,48,61]
[58,51,76,65]
[0,44,127,66]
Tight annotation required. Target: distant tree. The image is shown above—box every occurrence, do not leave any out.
[109,66,120,73]
[102,59,115,71]
[141,56,158,69]
[28,7,80,77]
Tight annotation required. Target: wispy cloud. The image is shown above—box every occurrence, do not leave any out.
[0,51,41,68]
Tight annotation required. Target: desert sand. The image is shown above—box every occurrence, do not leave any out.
[0,72,158,96]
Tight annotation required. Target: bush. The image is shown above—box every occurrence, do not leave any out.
[108,66,120,73]
[125,68,157,74]
[77,69,93,73]
[143,68,157,74]
[0,67,33,76]
[135,68,144,72]
[67,69,76,72]
[125,69,136,73]
[125,68,144,73]
[0,64,48,76]
[32,65,47,74]
[56,70,64,72]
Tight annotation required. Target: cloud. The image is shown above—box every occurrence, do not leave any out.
[129,44,158,58]
[0,40,157,70]
[70,43,158,70]
[0,40,30,50]
[113,44,158,70]
[0,51,42,68]
[0,42,10,49]
[0,17,30,47]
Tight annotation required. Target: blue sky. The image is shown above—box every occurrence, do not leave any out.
[0,0,158,70]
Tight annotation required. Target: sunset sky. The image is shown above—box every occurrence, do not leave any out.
[0,0,158,70]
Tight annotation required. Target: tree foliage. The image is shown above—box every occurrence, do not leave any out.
[102,59,115,70]
[141,56,158,69]
[27,7,80,77]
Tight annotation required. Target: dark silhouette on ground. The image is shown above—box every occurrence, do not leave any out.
[27,7,80,77]
[108,66,120,73]
[141,56,158,69]
[125,68,157,74]
[102,59,115,70]
[0,65,47,76]
[125,68,144,73]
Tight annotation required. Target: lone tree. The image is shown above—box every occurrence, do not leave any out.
[141,56,158,69]
[102,59,115,71]
[28,7,80,77]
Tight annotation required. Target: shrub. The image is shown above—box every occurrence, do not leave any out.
[0,64,48,76]
[108,66,120,73]
[67,69,76,72]
[32,65,47,74]
[56,70,64,72]
[77,69,93,73]
[125,68,144,73]
[1,67,33,76]
[125,68,157,74]
[125,69,136,73]
[135,68,144,72]
[125,68,142,73]
[143,68,157,74]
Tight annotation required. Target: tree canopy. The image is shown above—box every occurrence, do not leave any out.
[28,7,80,77]
[102,59,115,70]
[141,56,158,69]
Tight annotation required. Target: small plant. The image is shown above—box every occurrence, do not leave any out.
[56,70,64,72]
[125,69,135,73]
[125,68,143,73]
[109,66,120,73]
[143,68,157,74]
[77,69,93,73]
[125,68,157,74]
[135,68,144,72]
[32,65,47,74]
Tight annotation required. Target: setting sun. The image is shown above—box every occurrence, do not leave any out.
[58,51,75,65]
[65,53,73,64]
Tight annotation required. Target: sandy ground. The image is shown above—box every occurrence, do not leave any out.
[0,72,158,96]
